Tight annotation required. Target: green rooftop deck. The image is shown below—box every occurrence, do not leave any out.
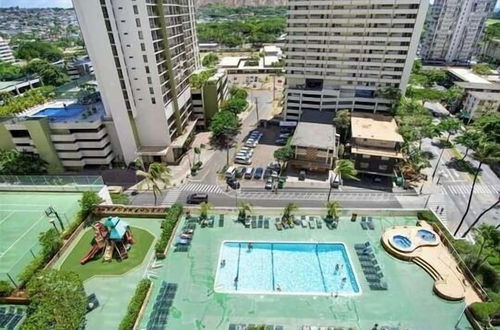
[138,214,472,330]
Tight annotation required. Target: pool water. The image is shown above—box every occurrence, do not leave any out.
[33,106,85,119]
[417,229,437,242]
[392,235,412,249]
[214,241,360,295]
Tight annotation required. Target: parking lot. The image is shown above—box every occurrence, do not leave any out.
[228,125,286,189]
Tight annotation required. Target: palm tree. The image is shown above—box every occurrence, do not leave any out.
[333,109,351,142]
[136,162,171,205]
[199,202,213,220]
[470,224,500,271]
[325,200,341,222]
[328,159,358,202]
[454,142,500,236]
[454,129,484,161]
[461,196,500,238]
[238,201,253,220]
[438,117,461,143]
[282,203,298,224]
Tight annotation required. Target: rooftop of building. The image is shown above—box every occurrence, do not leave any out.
[454,81,500,90]
[423,101,450,116]
[447,67,492,84]
[219,56,243,68]
[290,122,336,150]
[16,101,106,124]
[0,78,40,93]
[351,113,404,143]
[467,91,500,101]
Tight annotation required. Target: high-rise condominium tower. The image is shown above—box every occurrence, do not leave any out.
[421,0,495,65]
[73,0,200,164]
[284,0,428,122]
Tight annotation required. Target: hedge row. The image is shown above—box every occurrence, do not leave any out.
[118,279,152,330]
[155,203,184,257]
[0,281,13,297]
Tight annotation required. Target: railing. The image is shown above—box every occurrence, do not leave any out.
[0,175,104,186]
[429,222,489,302]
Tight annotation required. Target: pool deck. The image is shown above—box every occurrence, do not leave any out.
[138,214,471,330]
[53,217,162,329]
[382,222,481,303]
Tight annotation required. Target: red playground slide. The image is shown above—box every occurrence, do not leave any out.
[80,244,102,264]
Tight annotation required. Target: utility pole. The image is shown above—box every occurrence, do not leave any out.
[254,97,260,123]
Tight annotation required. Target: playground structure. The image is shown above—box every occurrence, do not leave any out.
[80,217,134,264]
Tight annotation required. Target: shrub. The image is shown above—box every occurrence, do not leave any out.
[62,191,103,239]
[111,192,130,205]
[155,203,183,256]
[118,279,151,330]
[470,301,500,326]
[479,264,499,291]
[0,281,13,297]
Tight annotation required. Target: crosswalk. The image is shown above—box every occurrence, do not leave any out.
[179,183,225,194]
[444,183,498,196]
[237,191,398,201]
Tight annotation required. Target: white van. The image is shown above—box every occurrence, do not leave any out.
[225,166,236,179]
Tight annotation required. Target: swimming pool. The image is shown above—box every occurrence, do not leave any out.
[214,241,360,295]
[392,235,412,249]
[417,229,437,242]
[33,106,85,119]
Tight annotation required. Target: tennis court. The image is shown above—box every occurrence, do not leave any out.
[0,191,82,284]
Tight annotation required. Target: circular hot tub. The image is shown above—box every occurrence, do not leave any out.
[417,229,437,242]
[391,235,412,250]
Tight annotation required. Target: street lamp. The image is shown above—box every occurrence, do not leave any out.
[48,218,59,233]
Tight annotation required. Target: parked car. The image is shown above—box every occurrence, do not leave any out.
[279,133,291,139]
[275,138,287,146]
[186,193,208,204]
[263,167,272,179]
[299,170,306,181]
[244,167,254,179]
[265,178,273,190]
[235,166,246,178]
[225,166,236,179]
[226,178,240,189]
[268,162,281,172]
[235,156,252,165]
[254,167,264,179]
[245,139,258,148]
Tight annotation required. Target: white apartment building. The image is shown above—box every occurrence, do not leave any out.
[73,0,200,165]
[283,0,428,122]
[0,37,15,63]
[421,0,496,65]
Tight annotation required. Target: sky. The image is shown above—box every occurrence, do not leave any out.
[0,0,500,9]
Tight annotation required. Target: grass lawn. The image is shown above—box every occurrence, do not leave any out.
[60,226,154,281]
[486,18,500,26]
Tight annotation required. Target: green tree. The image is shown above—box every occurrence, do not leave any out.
[454,142,500,236]
[282,202,298,224]
[0,150,48,175]
[199,201,213,220]
[79,191,103,219]
[333,109,351,142]
[438,117,462,143]
[22,269,86,330]
[229,86,248,100]
[0,60,26,80]
[209,110,241,165]
[15,41,64,62]
[325,200,341,220]
[238,201,252,219]
[472,63,492,75]
[25,59,68,86]
[454,128,484,160]
[77,82,98,104]
[136,162,171,205]
[331,159,358,190]
[38,228,63,261]
[472,114,500,144]
[377,87,402,113]
[202,52,219,67]
[222,97,248,114]
[273,145,293,175]
[470,224,500,271]
[0,86,55,116]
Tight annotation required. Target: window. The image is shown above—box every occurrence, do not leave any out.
[140,43,146,51]
[143,55,148,63]
[149,87,154,94]
[133,5,139,14]
[135,18,141,27]
[379,165,388,171]
[362,154,370,159]
[360,162,369,169]
[151,97,156,104]
[147,77,152,84]
[145,66,150,73]
[138,31,143,40]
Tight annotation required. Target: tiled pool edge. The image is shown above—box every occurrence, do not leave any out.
[214,240,363,297]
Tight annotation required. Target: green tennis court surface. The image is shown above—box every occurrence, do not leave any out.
[0,191,82,283]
